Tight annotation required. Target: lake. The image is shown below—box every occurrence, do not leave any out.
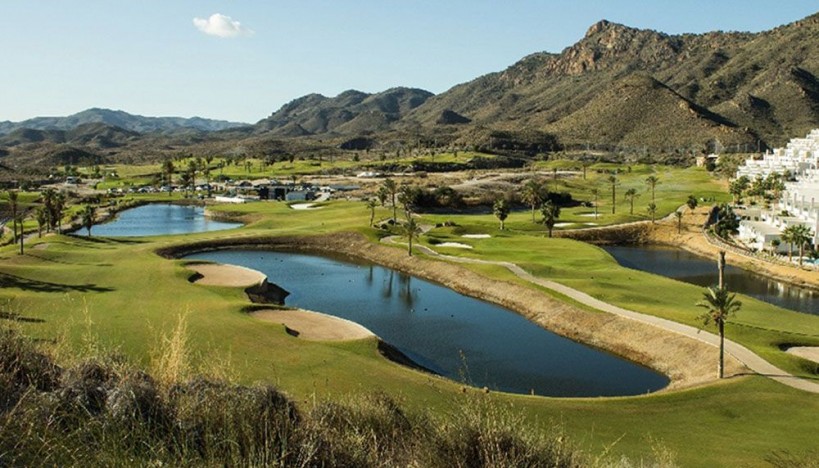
[90,204,241,237]
[186,249,669,397]
[603,245,819,315]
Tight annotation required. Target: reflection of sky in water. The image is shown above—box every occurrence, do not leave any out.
[604,245,818,315]
[187,250,669,397]
[90,204,240,237]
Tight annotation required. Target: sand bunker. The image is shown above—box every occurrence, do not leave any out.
[787,346,819,364]
[250,309,374,341]
[290,203,321,210]
[188,263,266,288]
[579,213,601,218]
[461,234,491,239]
[437,242,473,249]
[554,222,574,227]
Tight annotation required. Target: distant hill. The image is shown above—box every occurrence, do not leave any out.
[401,13,819,149]
[0,122,140,149]
[255,87,433,135]
[0,108,248,135]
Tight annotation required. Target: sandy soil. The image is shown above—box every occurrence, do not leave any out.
[290,203,321,210]
[462,234,491,239]
[438,242,473,249]
[787,346,819,364]
[187,263,266,287]
[251,308,374,341]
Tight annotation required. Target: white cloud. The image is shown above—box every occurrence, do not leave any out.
[193,13,253,38]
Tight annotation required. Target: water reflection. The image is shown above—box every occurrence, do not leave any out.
[603,245,818,315]
[186,249,669,397]
[91,204,240,237]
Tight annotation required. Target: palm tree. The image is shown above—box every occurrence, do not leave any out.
[686,195,698,212]
[382,178,398,221]
[541,200,560,238]
[590,188,599,219]
[789,224,813,266]
[403,217,421,256]
[14,210,25,255]
[6,191,18,244]
[162,159,175,196]
[697,286,742,379]
[365,198,378,227]
[493,198,510,230]
[35,206,47,238]
[624,188,638,215]
[53,192,66,234]
[82,205,97,236]
[41,188,55,233]
[645,175,660,203]
[520,179,544,223]
[647,202,657,223]
[780,225,798,263]
[607,174,618,214]
[674,210,684,233]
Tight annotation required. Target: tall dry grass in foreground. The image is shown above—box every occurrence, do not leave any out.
[0,317,680,467]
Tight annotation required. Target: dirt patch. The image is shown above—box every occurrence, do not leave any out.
[787,346,819,364]
[160,232,746,391]
[187,263,266,288]
[251,308,374,341]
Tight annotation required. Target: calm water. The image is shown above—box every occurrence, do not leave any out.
[186,250,669,397]
[90,204,240,237]
[603,245,819,315]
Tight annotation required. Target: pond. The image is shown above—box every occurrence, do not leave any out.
[185,249,669,397]
[602,245,819,315]
[90,204,241,237]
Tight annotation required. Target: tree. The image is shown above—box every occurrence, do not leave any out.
[645,175,660,203]
[520,179,544,223]
[624,188,638,215]
[41,189,55,233]
[365,198,378,227]
[697,286,742,379]
[590,188,599,219]
[647,202,657,223]
[780,226,796,263]
[53,192,66,234]
[541,200,560,238]
[35,206,47,238]
[162,159,175,196]
[6,191,18,244]
[713,204,739,239]
[493,198,510,230]
[403,217,421,256]
[729,176,750,204]
[686,195,698,212]
[784,224,813,266]
[82,205,97,236]
[382,178,398,221]
[674,210,683,233]
[607,174,618,214]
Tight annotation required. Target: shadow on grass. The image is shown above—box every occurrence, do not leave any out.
[0,272,115,294]
[0,311,45,323]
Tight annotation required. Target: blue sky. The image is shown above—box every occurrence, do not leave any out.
[1,1,816,124]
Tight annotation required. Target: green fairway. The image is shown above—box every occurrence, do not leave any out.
[1,164,818,465]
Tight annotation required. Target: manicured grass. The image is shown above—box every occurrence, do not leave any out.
[1,166,818,465]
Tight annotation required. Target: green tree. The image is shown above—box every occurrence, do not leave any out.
[674,210,683,233]
[35,206,47,238]
[686,195,698,212]
[6,191,18,244]
[541,200,560,238]
[493,198,510,230]
[382,178,398,221]
[82,205,97,236]
[607,174,618,214]
[520,179,544,223]
[162,159,175,196]
[713,204,739,239]
[365,198,378,227]
[53,192,66,234]
[624,188,638,215]
[647,202,657,223]
[403,217,421,256]
[783,224,813,266]
[590,187,599,219]
[645,175,660,203]
[697,286,742,379]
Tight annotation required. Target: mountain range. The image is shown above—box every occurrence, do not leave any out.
[1,12,818,172]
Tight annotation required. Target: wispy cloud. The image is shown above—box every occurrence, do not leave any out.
[193,13,253,38]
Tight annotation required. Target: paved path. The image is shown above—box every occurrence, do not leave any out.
[383,235,819,393]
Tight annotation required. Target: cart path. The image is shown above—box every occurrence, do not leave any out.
[383,235,819,394]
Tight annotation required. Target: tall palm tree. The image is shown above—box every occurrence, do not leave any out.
[647,202,657,223]
[162,159,175,196]
[365,198,378,227]
[493,198,510,230]
[697,286,742,379]
[82,205,97,236]
[35,206,47,238]
[6,191,18,244]
[645,175,660,203]
[624,188,638,215]
[686,195,698,212]
[789,224,813,266]
[590,188,599,219]
[780,225,798,263]
[520,179,544,223]
[382,178,398,221]
[403,217,421,256]
[674,210,684,233]
[53,192,66,234]
[541,200,560,238]
[607,174,618,214]
[41,188,55,233]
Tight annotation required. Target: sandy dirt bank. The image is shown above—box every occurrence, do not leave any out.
[251,308,375,341]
